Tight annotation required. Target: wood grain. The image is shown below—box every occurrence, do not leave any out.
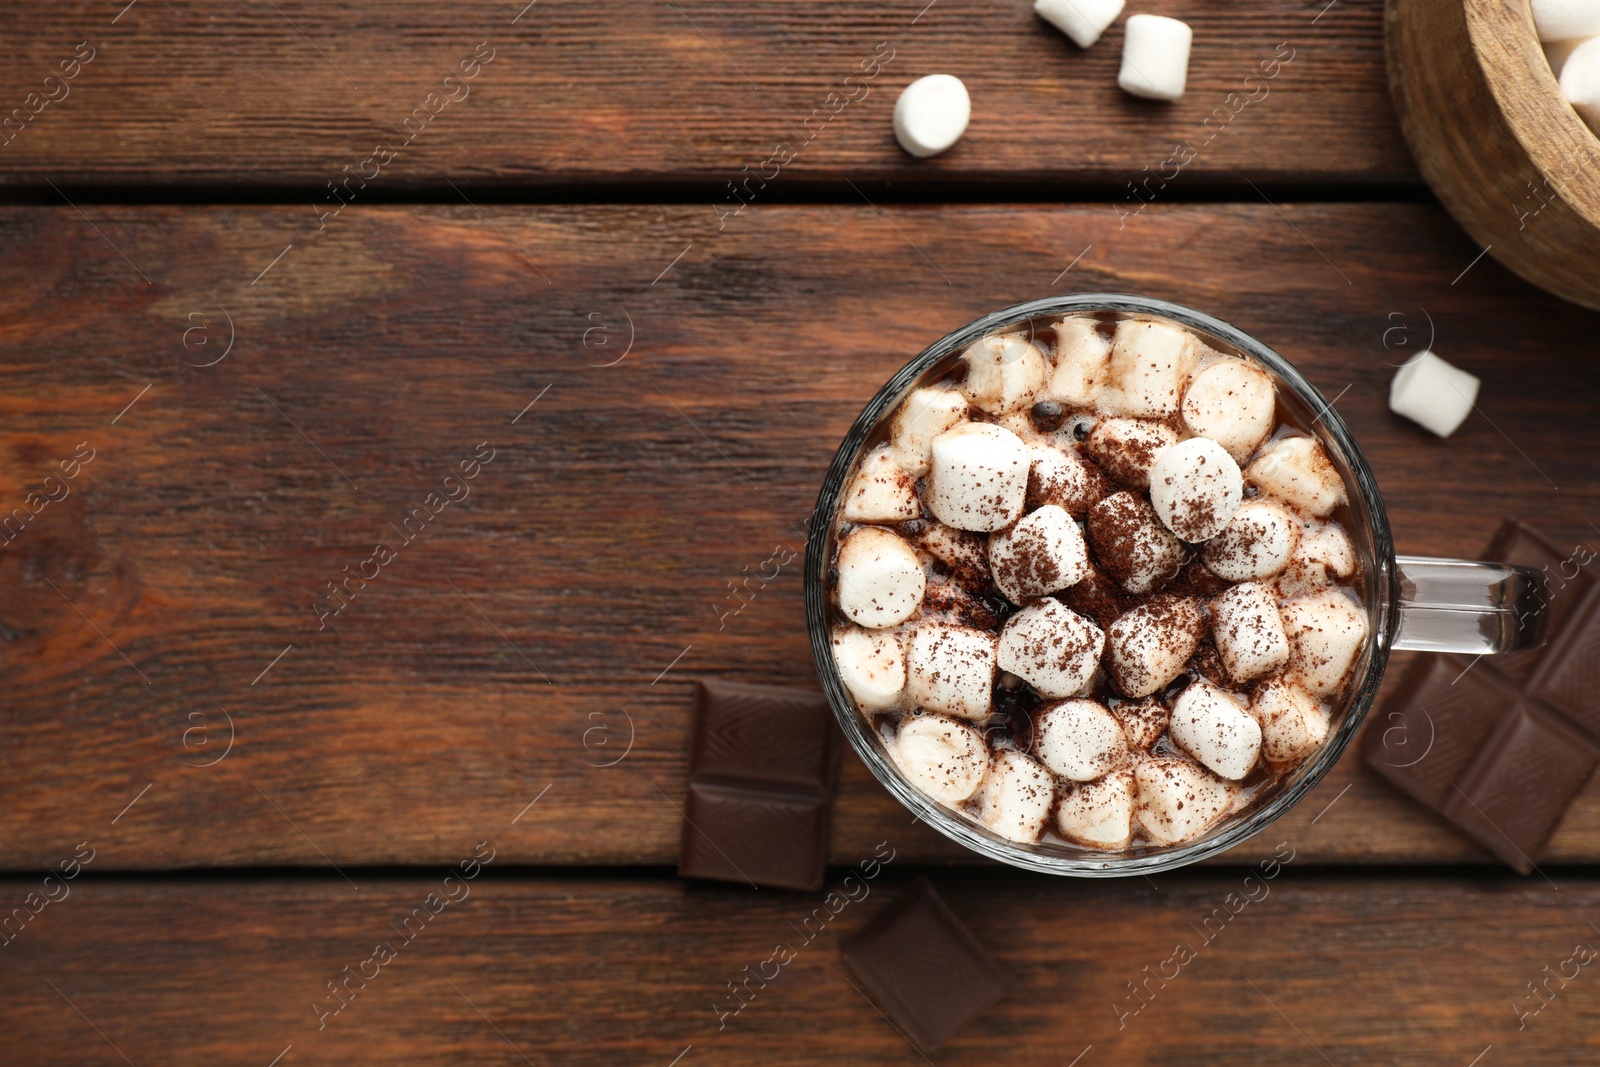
[0,0,1413,189]
[2,202,1599,872]
[3,871,1598,1064]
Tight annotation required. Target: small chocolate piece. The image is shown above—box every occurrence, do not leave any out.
[678,679,840,890]
[841,879,1014,1053]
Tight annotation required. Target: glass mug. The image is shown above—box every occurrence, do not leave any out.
[803,294,1548,877]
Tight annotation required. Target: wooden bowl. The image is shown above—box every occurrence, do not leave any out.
[1387,0,1600,310]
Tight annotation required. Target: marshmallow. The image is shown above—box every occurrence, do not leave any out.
[893,714,989,804]
[1148,437,1243,542]
[1181,358,1276,461]
[1118,15,1193,101]
[988,504,1090,602]
[1200,499,1300,582]
[1546,37,1588,80]
[1134,756,1237,845]
[1533,0,1600,42]
[893,74,971,159]
[842,446,921,523]
[1048,316,1113,406]
[1083,417,1181,489]
[837,527,926,629]
[1246,436,1347,517]
[1027,441,1112,515]
[1034,0,1126,48]
[1056,767,1136,850]
[918,523,992,589]
[833,626,906,711]
[891,387,968,478]
[1086,491,1186,594]
[1210,582,1290,682]
[927,422,1031,532]
[1250,676,1330,763]
[960,332,1050,415]
[1278,521,1356,596]
[1110,696,1169,751]
[922,576,1001,630]
[1281,589,1368,697]
[1564,38,1600,130]
[1060,557,1130,630]
[1105,594,1205,697]
[976,750,1055,843]
[997,598,1105,698]
[1169,680,1262,781]
[1036,699,1130,780]
[1388,349,1480,438]
[1101,319,1200,418]
[907,623,997,719]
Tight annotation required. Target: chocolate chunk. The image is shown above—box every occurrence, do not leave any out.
[841,879,1014,1053]
[681,782,832,889]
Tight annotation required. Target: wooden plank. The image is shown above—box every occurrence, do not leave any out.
[3,871,1597,1063]
[1,202,1597,872]
[0,0,1413,188]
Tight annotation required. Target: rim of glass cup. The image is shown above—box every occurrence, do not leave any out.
[803,293,1400,877]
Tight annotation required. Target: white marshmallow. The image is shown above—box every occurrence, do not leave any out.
[1086,491,1185,594]
[997,598,1104,698]
[960,332,1049,415]
[1246,436,1347,517]
[1278,521,1357,596]
[927,422,1032,532]
[837,526,925,629]
[918,523,991,587]
[1563,38,1600,130]
[892,715,989,804]
[1250,676,1330,763]
[1389,349,1480,438]
[988,504,1090,602]
[1533,0,1600,42]
[1148,437,1243,542]
[1210,582,1290,682]
[1034,0,1126,48]
[1056,767,1136,850]
[1084,417,1180,489]
[1170,681,1262,781]
[1546,37,1589,80]
[1200,499,1300,581]
[1118,15,1193,101]
[1281,589,1368,697]
[1036,699,1130,781]
[1105,595,1205,697]
[907,623,997,719]
[1101,319,1200,418]
[1181,358,1276,462]
[1027,441,1109,515]
[833,626,906,712]
[1134,756,1237,845]
[891,387,968,478]
[893,74,971,159]
[1110,696,1169,751]
[976,750,1055,843]
[1048,316,1113,406]
[842,446,921,523]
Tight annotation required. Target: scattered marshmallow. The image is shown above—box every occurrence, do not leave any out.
[988,504,1091,602]
[1118,15,1193,102]
[1105,594,1205,697]
[1200,499,1301,582]
[837,527,925,629]
[1034,0,1126,48]
[1101,318,1200,418]
[1281,589,1368,697]
[918,523,992,588]
[1170,680,1262,781]
[1546,37,1588,80]
[1389,349,1480,438]
[1084,416,1181,490]
[927,422,1032,532]
[1087,491,1186,594]
[960,332,1050,415]
[833,626,907,712]
[1148,436,1243,542]
[891,387,968,478]
[842,446,921,523]
[1246,436,1347,517]
[1278,521,1356,596]
[1027,441,1112,515]
[1210,582,1290,682]
[997,598,1105,698]
[893,74,971,159]
[907,623,998,719]
[1181,358,1277,461]
[1532,0,1600,42]
[1134,756,1237,845]
[1110,696,1169,751]
[1048,316,1113,406]
[1036,699,1130,780]
[977,750,1055,843]
[1056,767,1136,849]
[893,715,990,804]
[1250,676,1330,763]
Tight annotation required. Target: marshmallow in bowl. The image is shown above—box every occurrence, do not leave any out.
[1563,39,1600,132]
[1134,756,1238,845]
[1101,318,1200,418]
[1086,490,1185,594]
[1118,15,1193,102]
[1281,589,1367,697]
[918,522,992,588]
[960,332,1049,415]
[1034,0,1126,48]
[1181,358,1277,461]
[907,623,998,719]
[1278,521,1356,596]
[1110,696,1170,751]
[1027,441,1111,515]
[1056,767,1136,849]
[997,598,1104,698]
[1250,675,1330,763]
[1105,595,1206,697]
[1036,699,1130,780]
[1210,582,1290,682]
[837,526,925,628]
[976,750,1055,843]
[927,422,1032,531]
[1148,436,1243,542]
[1388,349,1480,438]
[1246,436,1347,517]
[891,387,968,478]
[833,626,906,711]
[842,446,921,523]
[1084,417,1181,490]
[892,714,990,804]
[1170,680,1263,781]
[1532,0,1600,42]
[893,74,971,159]
[1048,316,1113,406]
[1201,498,1300,582]
[988,504,1090,601]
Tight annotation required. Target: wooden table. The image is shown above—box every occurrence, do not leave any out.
[3,2,1598,1063]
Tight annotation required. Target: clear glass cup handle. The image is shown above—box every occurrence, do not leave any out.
[1394,556,1550,654]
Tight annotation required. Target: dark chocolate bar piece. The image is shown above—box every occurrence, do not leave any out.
[841,879,1014,1053]
[690,678,838,790]
[679,781,830,891]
